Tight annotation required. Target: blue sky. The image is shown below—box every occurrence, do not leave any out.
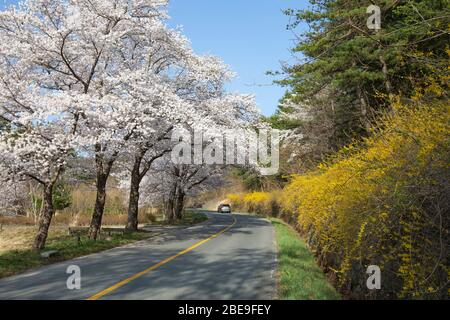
[0,0,307,116]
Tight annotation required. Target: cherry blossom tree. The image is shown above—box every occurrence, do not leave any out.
[0,166,29,216]
[137,156,222,223]
[77,37,216,238]
[0,0,85,248]
[0,0,262,248]
[0,0,174,246]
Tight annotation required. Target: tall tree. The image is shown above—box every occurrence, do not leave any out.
[275,0,449,154]
[0,0,91,249]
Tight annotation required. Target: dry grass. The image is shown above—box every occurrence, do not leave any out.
[66,185,127,217]
[53,212,129,226]
[0,212,156,228]
[0,224,67,254]
[0,184,160,228]
[0,215,35,226]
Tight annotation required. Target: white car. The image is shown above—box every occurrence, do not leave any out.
[217,204,232,214]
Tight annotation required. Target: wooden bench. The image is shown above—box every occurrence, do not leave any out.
[68,227,88,236]
[68,227,88,245]
[40,250,59,258]
[101,228,125,236]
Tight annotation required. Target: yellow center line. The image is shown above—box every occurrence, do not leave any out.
[87,215,237,300]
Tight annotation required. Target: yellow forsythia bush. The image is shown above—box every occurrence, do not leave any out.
[226,193,244,208]
[228,192,269,214]
[243,192,270,214]
[235,102,449,299]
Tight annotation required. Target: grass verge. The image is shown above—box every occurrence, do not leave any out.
[151,210,209,226]
[271,219,340,300]
[0,229,151,279]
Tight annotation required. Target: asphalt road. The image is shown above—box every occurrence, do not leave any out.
[0,212,277,300]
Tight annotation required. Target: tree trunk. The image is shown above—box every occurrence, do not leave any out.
[33,184,54,251]
[164,199,175,224]
[379,53,394,104]
[88,173,108,240]
[174,187,185,220]
[164,187,176,224]
[126,156,142,231]
[352,60,371,133]
[356,85,371,133]
[126,147,167,231]
[379,55,392,95]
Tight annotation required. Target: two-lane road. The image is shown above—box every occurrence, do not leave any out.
[0,212,277,300]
